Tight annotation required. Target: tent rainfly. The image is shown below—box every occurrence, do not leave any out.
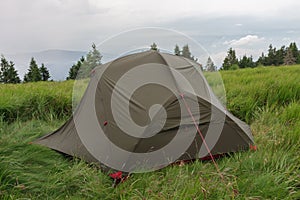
[35,50,254,179]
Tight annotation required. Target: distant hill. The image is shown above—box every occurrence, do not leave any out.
[6,50,86,81]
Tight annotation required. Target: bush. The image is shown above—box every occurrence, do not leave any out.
[229,64,239,70]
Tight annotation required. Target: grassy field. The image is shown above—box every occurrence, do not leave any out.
[0,65,299,199]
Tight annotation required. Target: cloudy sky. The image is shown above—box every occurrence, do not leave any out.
[1,0,300,66]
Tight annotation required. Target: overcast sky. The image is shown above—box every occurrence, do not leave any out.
[1,0,300,66]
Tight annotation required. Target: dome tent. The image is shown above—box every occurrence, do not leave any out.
[35,50,254,177]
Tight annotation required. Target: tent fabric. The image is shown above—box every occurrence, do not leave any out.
[35,50,254,173]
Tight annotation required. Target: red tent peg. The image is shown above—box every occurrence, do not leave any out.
[109,171,123,179]
[250,144,257,151]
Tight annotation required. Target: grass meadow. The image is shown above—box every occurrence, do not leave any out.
[0,65,299,199]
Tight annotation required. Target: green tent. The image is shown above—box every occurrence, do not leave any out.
[35,50,254,175]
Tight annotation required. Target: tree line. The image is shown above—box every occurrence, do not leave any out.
[221,42,300,70]
[0,43,102,84]
[2,41,300,84]
[0,56,51,84]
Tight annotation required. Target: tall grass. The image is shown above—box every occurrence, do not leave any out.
[0,81,73,122]
[0,65,299,199]
[221,65,300,123]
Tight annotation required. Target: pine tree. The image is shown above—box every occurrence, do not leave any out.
[205,57,216,71]
[80,43,102,78]
[40,63,50,81]
[67,56,85,80]
[174,44,180,56]
[266,44,276,66]
[24,57,42,82]
[249,56,257,68]
[288,42,300,64]
[257,52,267,66]
[222,48,238,70]
[182,45,191,59]
[0,55,20,83]
[274,46,286,66]
[284,48,296,65]
[238,55,248,68]
[150,43,158,51]
[181,44,197,61]
[238,55,257,68]
[0,56,10,83]
[7,61,21,83]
